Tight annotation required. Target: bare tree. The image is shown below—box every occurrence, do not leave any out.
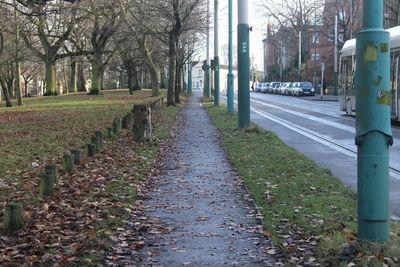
[19,0,81,95]
[261,0,323,78]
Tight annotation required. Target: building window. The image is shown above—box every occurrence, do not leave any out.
[311,54,320,60]
[312,33,319,44]
[198,69,202,76]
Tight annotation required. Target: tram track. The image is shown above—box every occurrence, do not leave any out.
[220,94,400,180]
[250,106,400,181]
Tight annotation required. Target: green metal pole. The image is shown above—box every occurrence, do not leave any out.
[227,0,234,114]
[355,0,392,242]
[205,0,211,98]
[214,0,220,106]
[237,0,250,128]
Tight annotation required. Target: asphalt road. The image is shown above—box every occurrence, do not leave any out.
[220,90,400,220]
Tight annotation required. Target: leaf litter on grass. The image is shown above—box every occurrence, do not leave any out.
[0,90,179,266]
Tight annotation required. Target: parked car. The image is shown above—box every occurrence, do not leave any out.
[290,82,301,96]
[270,82,281,94]
[279,82,290,95]
[268,82,278,94]
[254,82,262,92]
[297,82,315,96]
[287,82,297,95]
[261,82,270,93]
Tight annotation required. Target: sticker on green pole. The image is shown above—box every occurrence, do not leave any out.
[377,90,390,105]
[364,45,377,62]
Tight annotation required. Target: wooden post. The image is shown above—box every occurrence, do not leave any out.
[87,143,96,157]
[132,104,152,143]
[70,149,82,164]
[3,203,23,233]
[94,131,103,149]
[107,127,114,138]
[63,154,75,174]
[45,164,58,183]
[91,136,100,152]
[122,116,128,129]
[39,174,54,197]
[112,117,121,135]
[127,113,133,124]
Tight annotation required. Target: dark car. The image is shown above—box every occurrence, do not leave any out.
[298,82,315,96]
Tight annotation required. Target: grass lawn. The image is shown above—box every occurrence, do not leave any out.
[0,90,160,178]
[206,103,400,266]
[0,89,181,266]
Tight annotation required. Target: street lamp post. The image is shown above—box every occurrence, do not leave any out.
[227,0,234,114]
[355,0,391,242]
[214,0,220,106]
[237,0,250,128]
[334,15,338,95]
[204,0,211,98]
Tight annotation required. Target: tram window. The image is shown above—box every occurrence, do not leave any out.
[346,57,354,90]
[391,51,396,91]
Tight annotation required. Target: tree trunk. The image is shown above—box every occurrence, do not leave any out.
[44,60,57,96]
[139,36,160,96]
[7,72,14,99]
[118,70,124,89]
[175,61,181,104]
[69,60,77,93]
[89,56,102,95]
[160,67,166,89]
[127,66,133,94]
[0,76,12,107]
[77,60,86,92]
[100,69,104,90]
[15,61,23,105]
[167,31,176,106]
[132,66,141,91]
[24,79,28,97]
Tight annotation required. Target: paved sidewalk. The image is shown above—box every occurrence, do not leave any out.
[108,92,274,266]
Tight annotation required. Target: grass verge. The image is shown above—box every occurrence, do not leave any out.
[206,103,400,266]
[0,89,181,266]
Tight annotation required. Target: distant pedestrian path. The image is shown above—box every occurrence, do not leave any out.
[107,91,274,266]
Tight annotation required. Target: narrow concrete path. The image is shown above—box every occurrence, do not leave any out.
[108,92,274,266]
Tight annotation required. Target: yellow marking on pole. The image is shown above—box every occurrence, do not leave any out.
[377,90,390,105]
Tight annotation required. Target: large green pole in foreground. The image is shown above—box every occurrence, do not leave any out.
[237,0,250,128]
[214,0,220,106]
[355,0,392,242]
[227,0,234,114]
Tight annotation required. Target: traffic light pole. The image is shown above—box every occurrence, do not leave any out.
[355,0,392,242]
[237,0,250,128]
[227,0,234,114]
[214,0,220,106]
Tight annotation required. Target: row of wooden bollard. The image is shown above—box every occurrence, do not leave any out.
[2,98,162,233]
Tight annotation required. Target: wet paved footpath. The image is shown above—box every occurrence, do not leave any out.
[107,92,274,266]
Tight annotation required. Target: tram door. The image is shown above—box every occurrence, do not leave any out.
[392,54,400,120]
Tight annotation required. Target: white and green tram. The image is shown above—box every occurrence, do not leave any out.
[339,26,400,120]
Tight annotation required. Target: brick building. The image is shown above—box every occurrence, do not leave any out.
[305,0,363,88]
